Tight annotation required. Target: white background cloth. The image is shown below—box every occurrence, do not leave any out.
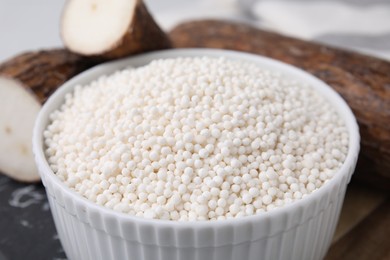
[0,0,389,62]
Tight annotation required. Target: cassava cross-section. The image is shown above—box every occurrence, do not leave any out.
[0,50,99,182]
[61,0,171,58]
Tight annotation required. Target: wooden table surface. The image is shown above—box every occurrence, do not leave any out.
[325,180,389,260]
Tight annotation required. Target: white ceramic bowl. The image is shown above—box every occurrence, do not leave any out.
[33,49,360,260]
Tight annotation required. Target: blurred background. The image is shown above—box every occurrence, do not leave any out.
[0,0,389,62]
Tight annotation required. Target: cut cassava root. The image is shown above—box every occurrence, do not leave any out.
[61,0,171,59]
[0,50,99,182]
[169,19,390,189]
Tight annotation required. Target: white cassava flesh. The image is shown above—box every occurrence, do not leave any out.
[0,77,41,182]
[62,0,136,55]
[61,0,171,58]
[0,50,99,182]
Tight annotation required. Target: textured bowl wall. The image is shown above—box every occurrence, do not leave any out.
[33,49,360,260]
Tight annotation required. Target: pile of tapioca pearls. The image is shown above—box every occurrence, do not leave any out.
[44,57,348,221]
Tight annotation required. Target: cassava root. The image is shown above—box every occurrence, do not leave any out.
[0,50,99,182]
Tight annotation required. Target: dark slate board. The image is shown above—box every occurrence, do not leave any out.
[0,174,66,260]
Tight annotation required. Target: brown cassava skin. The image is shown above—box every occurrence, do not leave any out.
[62,0,171,59]
[170,20,390,189]
[0,49,100,104]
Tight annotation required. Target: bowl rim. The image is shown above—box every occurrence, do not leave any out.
[33,48,360,228]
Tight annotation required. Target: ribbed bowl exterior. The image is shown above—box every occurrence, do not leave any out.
[40,165,354,260]
[33,49,360,260]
